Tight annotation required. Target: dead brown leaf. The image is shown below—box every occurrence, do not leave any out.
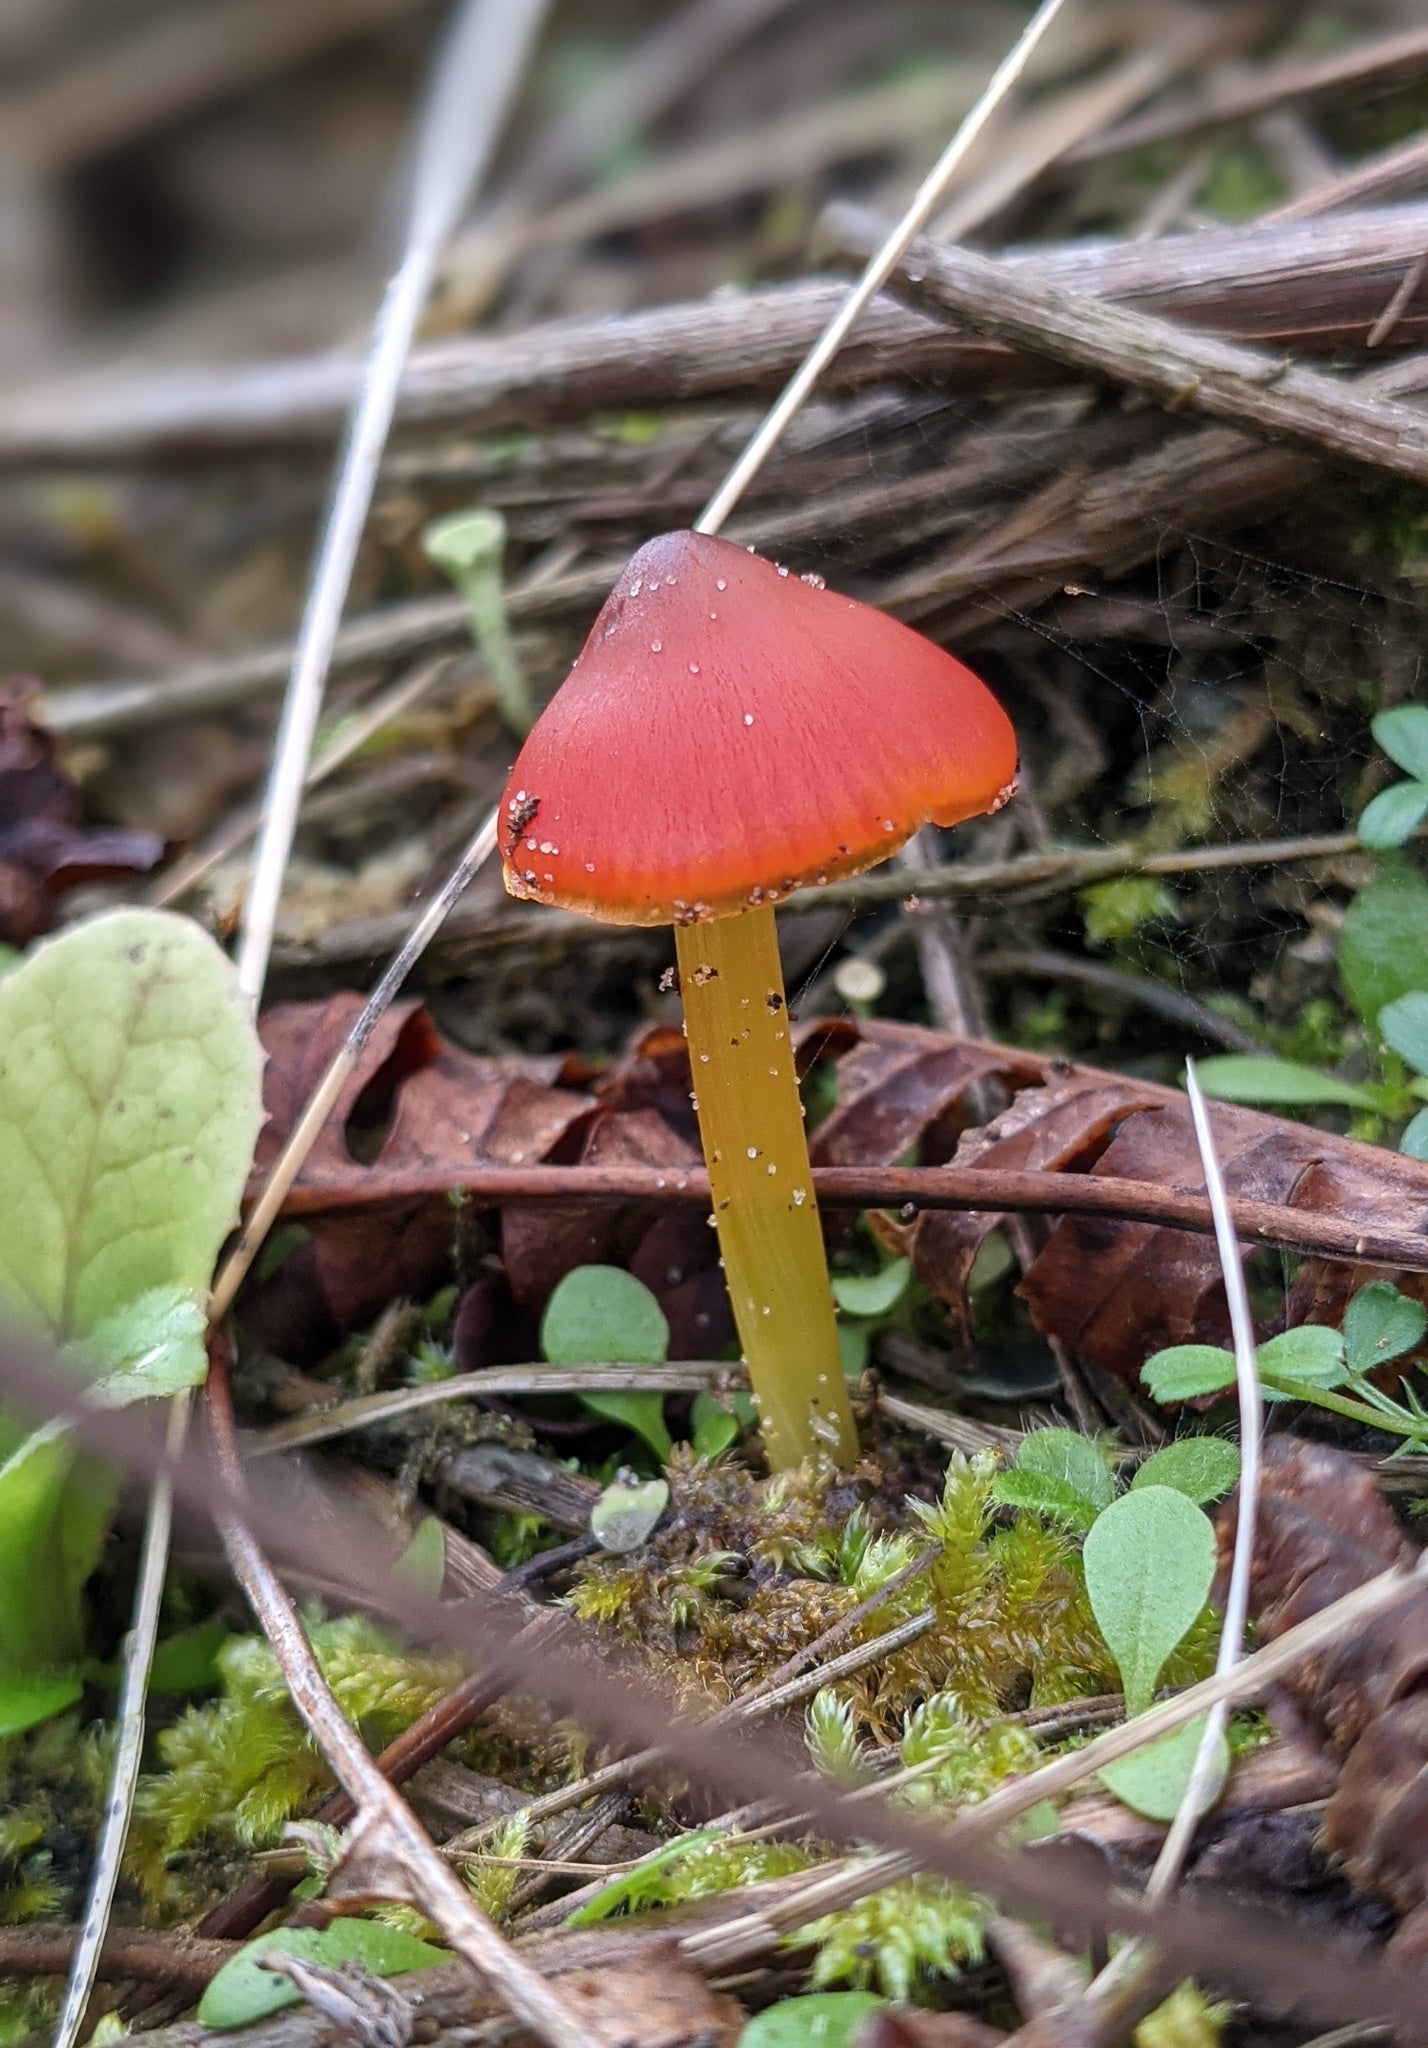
[0,675,162,943]
[1217,1438,1428,1969]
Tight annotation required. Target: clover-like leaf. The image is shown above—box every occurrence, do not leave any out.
[1343,1281,1427,1379]
[1359,779,1428,853]
[1017,1426,1117,1510]
[832,1258,911,1319]
[1372,706,1428,785]
[1341,865,1428,1026]
[1257,1324,1347,1390]
[1132,1438,1240,1506]
[0,909,262,1343]
[1082,1487,1216,1716]
[1380,990,1428,1078]
[1141,1345,1237,1404]
[541,1264,672,1458]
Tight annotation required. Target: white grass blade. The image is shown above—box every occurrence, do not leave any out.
[235,0,552,1007]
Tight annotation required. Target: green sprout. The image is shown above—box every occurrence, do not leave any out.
[422,507,534,735]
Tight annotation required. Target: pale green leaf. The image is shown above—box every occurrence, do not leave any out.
[1082,1488,1216,1715]
[564,1828,721,1927]
[1132,1439,1240,1505]
[198,1923,444,2030]
[1016,1426,1117,1509]
[541,1266,668,1366]
[1372,706,1428,784]
[541,1266,671,1457]
[1141,1345,1237,1404]
[394,1516,446,1598]
[580,1391,673,1462]
[60,1285,207,1406]
[1359,779,1428,852]
[991,1468,1099,1533]
[1402,1106,1428,1160]
[690,1389,744,1459]
[1257,1324,1347,1389]
[590,1476,668,1553]
[0,1422,115,1677]
[738,1992,888,2048]
[0,908,262,1342]
[832,1259,911,1318]
[0,1672,83,1736]
[1098,1715,1228,1822]
[1343,1281,1427,1378]
[1193,1056,1380,1111]
[1380,990,1428,1077]
[1341,866,1428,1026]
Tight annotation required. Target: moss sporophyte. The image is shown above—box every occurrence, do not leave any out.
[500,530,1016,1469]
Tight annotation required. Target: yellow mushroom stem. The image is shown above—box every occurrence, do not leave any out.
[675,904,858,1470]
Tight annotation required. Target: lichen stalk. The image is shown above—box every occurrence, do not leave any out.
[676,905,857,1469]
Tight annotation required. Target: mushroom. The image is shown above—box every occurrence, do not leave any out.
[500,530,1017,1470]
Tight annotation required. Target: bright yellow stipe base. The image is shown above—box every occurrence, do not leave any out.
[676,906,858,1471]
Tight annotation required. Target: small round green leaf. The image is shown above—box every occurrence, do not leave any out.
[738,1992,888,2048]
[1082,1487,1216,1715]
[1343,1281,1427,1377]
[1132,1438,1240,1506]
[1381,990,1428,1077]
[1098,1715,1228,1822]
[1017,1427,1117,1510]
[1341,866,1428,1027]
[591,1476,668,1553]
[1257,1324,1347,1389]
[1372,706,1428,784]
[1359,779,1428,852]
[541,1266,669,1366]
[1140,1345,1237,1404]
[1402,1106,1428,1161]
[832,1258,911,1319]
[1192,1055,1381,1111]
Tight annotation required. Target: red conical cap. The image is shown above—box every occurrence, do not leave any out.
[501,530,1017,925]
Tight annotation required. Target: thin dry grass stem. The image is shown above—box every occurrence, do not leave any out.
[1077,1060,1267,2042]
[205,1352,590,2048]
[52,1392,189,2048]
[234,0,551,1008]
[693,0,1070,535]
[248,1361,746,1455]
[1147,1061,1264,1895]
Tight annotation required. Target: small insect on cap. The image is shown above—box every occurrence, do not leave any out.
[500,530,1018,926]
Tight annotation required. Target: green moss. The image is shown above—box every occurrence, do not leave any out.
[127,1615,463,1911]
[792,1872,990,2001]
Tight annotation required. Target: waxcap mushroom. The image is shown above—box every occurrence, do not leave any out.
[501,530,1017,925]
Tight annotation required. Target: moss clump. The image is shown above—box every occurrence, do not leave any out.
[567,1451,1118,1732]
[792,1871,990,2001]
[127,1615,465,1913]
